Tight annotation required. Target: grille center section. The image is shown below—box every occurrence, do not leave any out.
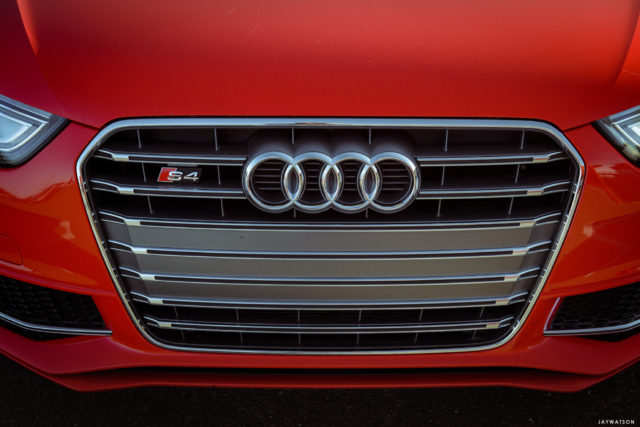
[243,145,420,214]
[79,119,582,353]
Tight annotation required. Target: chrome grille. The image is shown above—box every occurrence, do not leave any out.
[78,118,583,353]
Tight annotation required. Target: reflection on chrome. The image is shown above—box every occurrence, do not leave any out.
[242,150,420,213]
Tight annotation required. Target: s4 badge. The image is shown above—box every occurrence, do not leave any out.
[157,166,202,183]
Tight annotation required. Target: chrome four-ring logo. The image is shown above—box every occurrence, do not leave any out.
[242,151,420,214]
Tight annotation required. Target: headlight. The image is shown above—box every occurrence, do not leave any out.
[596,105,640,166]
[0,94,67,166]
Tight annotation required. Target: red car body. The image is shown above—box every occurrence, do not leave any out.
[0,0,639,391]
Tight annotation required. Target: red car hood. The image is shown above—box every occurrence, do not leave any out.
[2,0,640,130]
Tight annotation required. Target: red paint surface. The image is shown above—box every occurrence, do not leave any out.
[0,1,639,391]
[0,235,22,265]
[1,1,640,129]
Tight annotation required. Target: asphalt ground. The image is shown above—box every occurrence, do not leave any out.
[0,356,637,426]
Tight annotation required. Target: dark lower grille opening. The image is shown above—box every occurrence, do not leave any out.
[0,275,106,340]
[146,326,509,352]
[137,303,523,325]
[81,118,581,353]
[133,300,524,351]
[548,282,640,340]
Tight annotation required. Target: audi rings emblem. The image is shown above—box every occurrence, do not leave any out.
[242,151,420,214]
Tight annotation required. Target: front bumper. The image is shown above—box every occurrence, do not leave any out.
[0,121,638,391]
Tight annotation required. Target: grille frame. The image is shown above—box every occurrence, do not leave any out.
[76,118,585,354]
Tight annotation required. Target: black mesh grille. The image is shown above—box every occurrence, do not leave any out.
[549,282,640,332]
[0,275,105,337]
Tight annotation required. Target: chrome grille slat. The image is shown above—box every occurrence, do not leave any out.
[115,256,547,281]
[416,150,567,166]
[98,210,563,230]
[143,315,514,334]
[78,118,584,354]
[417,180,571,199]
[129,290,529,310]
[122,266,540,285]
[95,148,247,166]
[120,267,540,303]
[108,239,551,259]
[126,274,538,304]
[90,178,570,200]
[90,179,245,199]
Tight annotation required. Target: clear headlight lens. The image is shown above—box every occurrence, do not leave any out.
[596,105,640,166]
[0,94,67,166]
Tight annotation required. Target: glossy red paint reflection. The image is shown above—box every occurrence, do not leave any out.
[1,1,640,129]
[0,235,22,265]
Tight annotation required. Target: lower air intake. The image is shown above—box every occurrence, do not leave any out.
[79,118,583,353]
[0,275,107,340]
[547,282,640,337]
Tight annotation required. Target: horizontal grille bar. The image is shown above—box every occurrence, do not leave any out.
[120,266,540,286]
[417,150,567,167]
[109,240,551,260]
[91,178,571,201]
[143,315,514,334]
[95,148,247,166]
[98,210,562,230]
[417,180,571,200]
[130,291,529,310]
[90,179,245,199]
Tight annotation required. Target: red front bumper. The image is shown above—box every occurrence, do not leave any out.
[0,120,639,391]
